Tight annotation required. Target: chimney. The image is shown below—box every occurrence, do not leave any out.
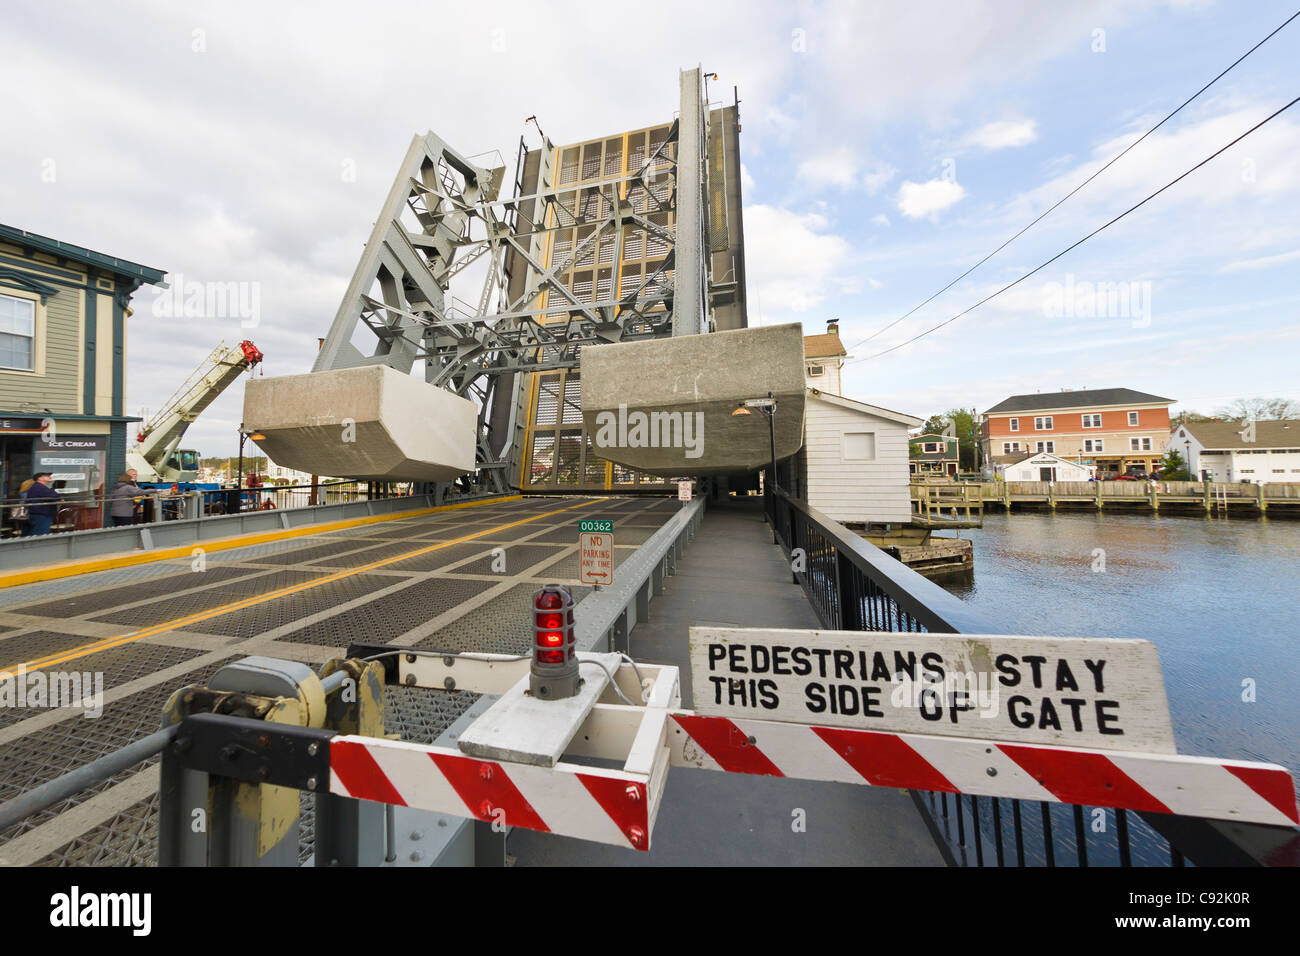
[827,318,839,334]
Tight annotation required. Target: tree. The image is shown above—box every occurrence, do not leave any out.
[920,415,948,436]
[1214,397,1300,422]
[942,408,979,470]
[1159,448,1192,480]
[917,409,980,470]
[1170,408,1213,429]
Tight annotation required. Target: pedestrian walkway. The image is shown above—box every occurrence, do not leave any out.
[510,496,946,866]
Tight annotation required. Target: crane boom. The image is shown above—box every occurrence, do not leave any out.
[129,339,263,481]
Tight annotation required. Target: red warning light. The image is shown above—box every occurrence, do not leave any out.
[532,585,576,676]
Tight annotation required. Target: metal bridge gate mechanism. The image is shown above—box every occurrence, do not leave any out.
[244,66,805,494]
[245,69,720,496]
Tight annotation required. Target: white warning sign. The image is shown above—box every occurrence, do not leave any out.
[688,627,1175,753]
[578,531,614,585]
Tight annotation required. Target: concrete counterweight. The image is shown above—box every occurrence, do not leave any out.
[242,364,477,481]
[579,323,807,476]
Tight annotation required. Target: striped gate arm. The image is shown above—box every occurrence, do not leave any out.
[329,736,659,851]
[668,714,1299,828]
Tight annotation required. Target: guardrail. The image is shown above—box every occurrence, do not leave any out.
[766,487,1299,867]
[0,486,504,572]
[576,498,704,654]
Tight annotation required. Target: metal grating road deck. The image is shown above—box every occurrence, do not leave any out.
[0,494,674,866]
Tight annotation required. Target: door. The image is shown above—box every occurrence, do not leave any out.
[1039,467,1055,481]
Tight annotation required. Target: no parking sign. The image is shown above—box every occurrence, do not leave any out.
[578,519,614,585]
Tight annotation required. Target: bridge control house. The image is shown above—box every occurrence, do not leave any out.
[0,224,166,530]
[980,387,1175,478]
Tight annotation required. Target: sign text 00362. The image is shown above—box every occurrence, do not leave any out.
[578,531,614,585]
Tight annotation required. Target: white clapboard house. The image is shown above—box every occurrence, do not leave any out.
[786,324,921,526]
[794,389,921,525]
[1172,419,1300,484]
[998,451,1095,482]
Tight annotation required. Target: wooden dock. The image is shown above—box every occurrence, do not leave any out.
[913,479,1300,517]
[911,482,983,527]
[857,523,974,578]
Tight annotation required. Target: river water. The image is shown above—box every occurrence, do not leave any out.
[939,510,1300,787]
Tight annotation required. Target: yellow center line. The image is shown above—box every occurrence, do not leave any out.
[2,497,606,678]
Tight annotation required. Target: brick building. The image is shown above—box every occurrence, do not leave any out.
[980,388,1174,477]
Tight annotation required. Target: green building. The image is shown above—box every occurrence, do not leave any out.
[0,224,166,530]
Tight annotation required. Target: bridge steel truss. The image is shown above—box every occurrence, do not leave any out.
[311,70,715,496]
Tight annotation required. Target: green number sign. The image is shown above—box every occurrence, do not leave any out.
[579,519,613,533]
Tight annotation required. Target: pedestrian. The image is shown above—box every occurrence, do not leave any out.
[108,471,141,527]
[10,477,35,535]
[23,472,61,536]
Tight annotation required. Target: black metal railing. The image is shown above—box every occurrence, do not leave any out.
[766,487,1298,867]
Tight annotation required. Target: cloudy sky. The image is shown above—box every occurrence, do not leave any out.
[2,0,1298,456]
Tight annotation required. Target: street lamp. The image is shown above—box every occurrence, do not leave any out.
[736,394,778,543]
[1185,439,1193,481]
[236,424,266,508]
[237,422,247,494]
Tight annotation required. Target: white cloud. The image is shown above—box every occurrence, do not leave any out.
[897,179,967,219]
[871,213,891,226]
[0,0,801,455]
[863,162,897,193]
[797,1,1149,125]
[1219,248,1300,273]
[740,163,756,195]
[796,147,860,190]
[743,204,851,318]
[795,151,895,196]
[963,118,1038,151]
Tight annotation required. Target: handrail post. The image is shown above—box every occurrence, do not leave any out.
[837,550,860,630]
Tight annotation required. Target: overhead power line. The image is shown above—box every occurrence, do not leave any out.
[844,7,1300,353]
[846,92,1300,365]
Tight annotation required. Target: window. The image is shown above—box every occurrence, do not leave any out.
[1084,438,1104,453]
[1035,441,1055,453]
[1034,416,1054,430]
[923,442,942,453]
[1241,469,1255,474]
[843,432,876,461]
[1008,418,1019,432]
[1127,412,1140,426]
[1082,414,1102,428]
[1002,441,1021,454]
[1129,437,1152,451]
[807,364,824,377]
[0,294,36,371]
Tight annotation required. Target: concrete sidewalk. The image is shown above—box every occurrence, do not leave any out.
[510,496,946,866]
